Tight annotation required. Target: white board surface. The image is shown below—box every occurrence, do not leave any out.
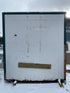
[5,14,64,80]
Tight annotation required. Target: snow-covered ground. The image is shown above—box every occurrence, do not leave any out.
[0,67,70,93]
[66,65,70,70]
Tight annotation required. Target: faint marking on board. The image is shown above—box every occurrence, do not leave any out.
[26,26,30,54]
[40,22,42,53]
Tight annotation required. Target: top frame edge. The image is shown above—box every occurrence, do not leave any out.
[2,12,66,15]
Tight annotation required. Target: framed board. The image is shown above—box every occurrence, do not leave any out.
[3,12,66,81]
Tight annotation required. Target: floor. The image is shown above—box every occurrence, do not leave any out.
[0,67,70,93]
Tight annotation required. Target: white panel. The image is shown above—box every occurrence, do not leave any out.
[5,14,64,80]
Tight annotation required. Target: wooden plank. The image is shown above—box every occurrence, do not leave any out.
[58,83,64,88]
[18,63,51,69]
